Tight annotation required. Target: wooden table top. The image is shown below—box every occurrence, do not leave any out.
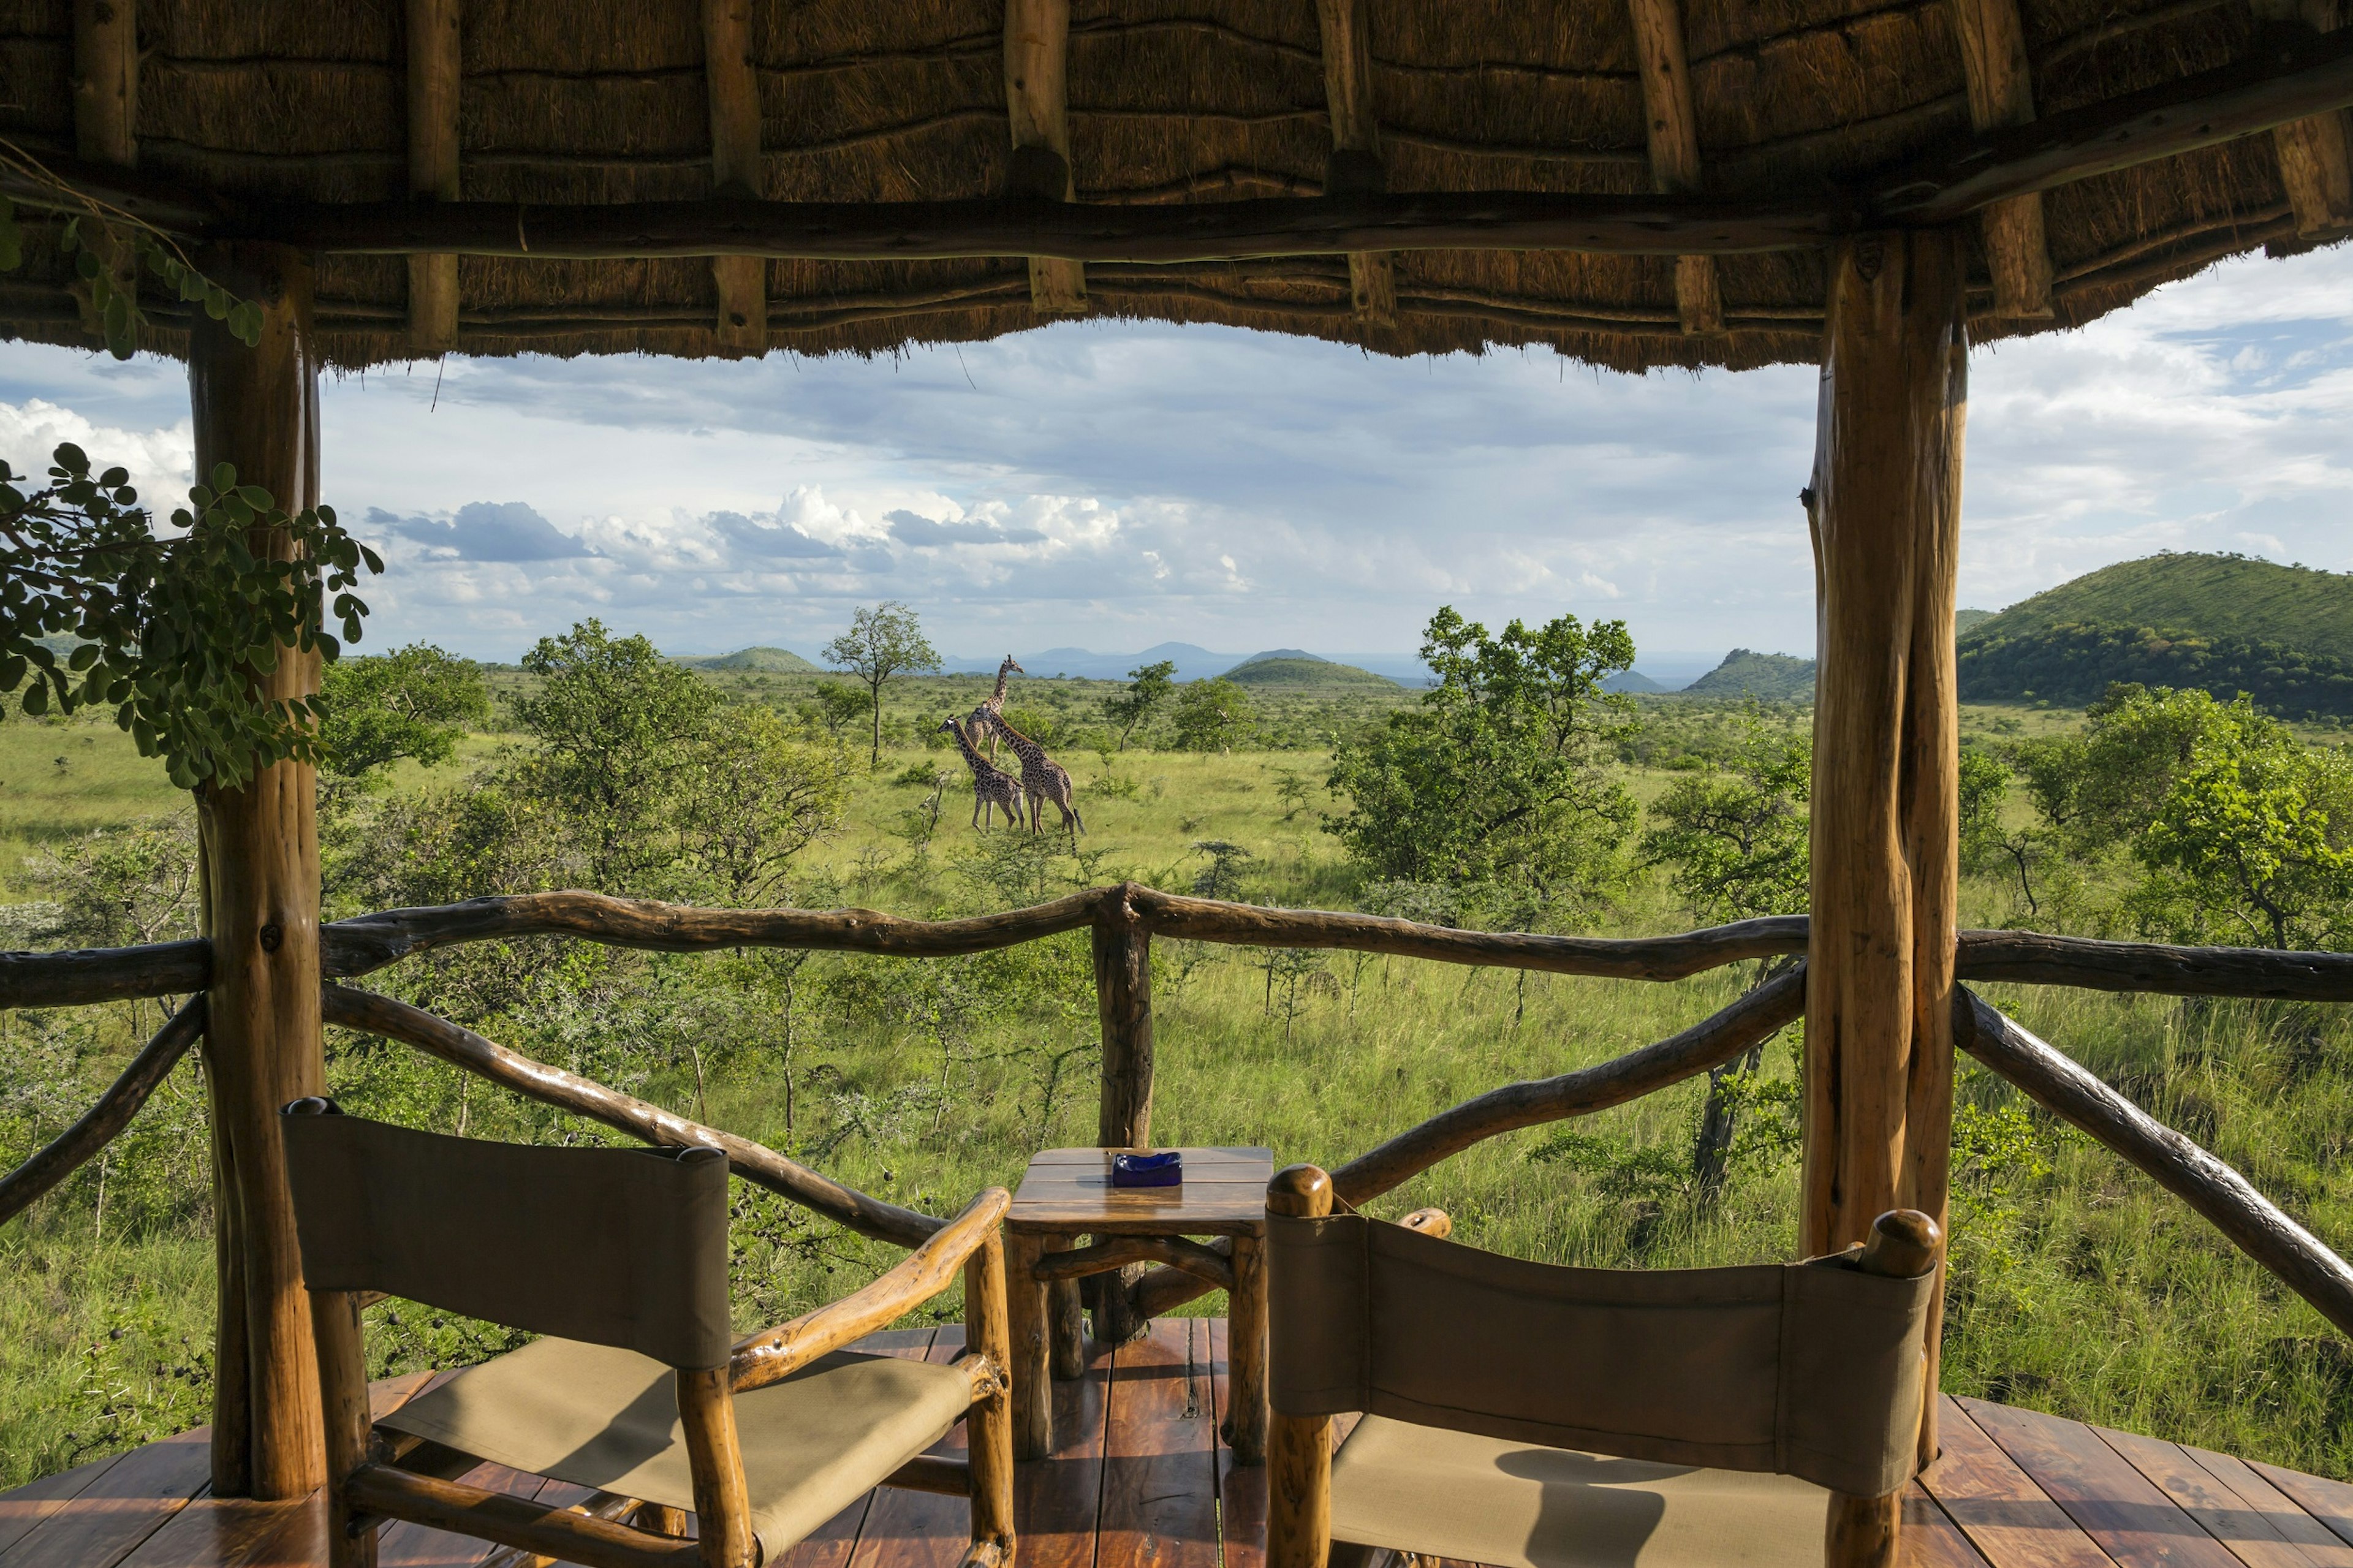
[1007,1146,1274,1235]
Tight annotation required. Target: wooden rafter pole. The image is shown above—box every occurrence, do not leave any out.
[1803,228,1967,1472]
[2253,0,2353,234]
[70,0,136,344]
[1626,0,1722,334]
[1314,0,1395,327]
[1005,0,1086,314]
[703,0,767,354]
[1950,0,2054,316]
[191,241,327,1499]
[404,0,460,353]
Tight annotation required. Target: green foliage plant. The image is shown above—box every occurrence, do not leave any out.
[1171,677,1256,752]
[318,642,488,779]
[0,447,381,790]
[823,602,941,767]
[1640,719,1811,925]
[1107,659,1177,750]
[1325,605,1637,901]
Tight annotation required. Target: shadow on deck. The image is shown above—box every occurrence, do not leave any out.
[4,1319,2350,1568]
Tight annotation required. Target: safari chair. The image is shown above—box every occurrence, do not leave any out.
[279,1099,1016,1568]
[1262,1164,1939,1568]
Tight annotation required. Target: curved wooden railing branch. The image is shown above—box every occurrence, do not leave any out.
[0,998,205,1227]
[1956,931,2353,999]
[319,985,941,1249]
[1959,988,2353,1339]
[0,939,210,1010]
[319,888,1112,980]
[1117,886,1807,979]
[1127,965,1809,1320]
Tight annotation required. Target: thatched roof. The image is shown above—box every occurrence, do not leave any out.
[0,0,2337,373]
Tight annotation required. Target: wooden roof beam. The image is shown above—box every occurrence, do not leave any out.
[70,0,136,346]
[2251,0,2353,233]
[703,0,767,353]
[1006,0,1086,314]
[1627,0,1722,334]
[404,0,460,354]
[1315,0,1395,327]
[1950,0,2055,316]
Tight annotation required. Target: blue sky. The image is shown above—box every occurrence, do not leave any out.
[2,241,2349,675]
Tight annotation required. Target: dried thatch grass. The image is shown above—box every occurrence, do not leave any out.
[0,0,2336,371]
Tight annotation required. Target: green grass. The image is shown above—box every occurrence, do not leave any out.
[0,713,184,894]
[10,695,2353,1492]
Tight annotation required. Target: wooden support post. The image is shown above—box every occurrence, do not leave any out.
[1265,1166,1333,1568]
[1626,0,1722,334]
[2254,0,2353,233]
[70,0,137,345]
[1315,0,1395,326]
[1005,0,1086,314]
[192,243,326,1500]
[703,0,767,355]
[1090,915,1153,1346]
[1950,0,2055,316]
[963,1230,1017,1558]
[405,0,460,354]
[1804,229,1966,1471]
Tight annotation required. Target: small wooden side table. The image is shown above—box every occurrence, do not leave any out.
[1004,1145,1275,1464]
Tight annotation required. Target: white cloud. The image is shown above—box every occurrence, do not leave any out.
[0,397,190,506]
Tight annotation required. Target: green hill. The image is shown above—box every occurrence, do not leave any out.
[1957,623,2353,717]
[1966,553,2353,659]
[1220,651,1398,689]
[1680,649,1815,700]
[1955,608,1996,637]
[678,645,821,673]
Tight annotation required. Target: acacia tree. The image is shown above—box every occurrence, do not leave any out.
[824,601,940,767]
[318,642,489,779]
[1325,605,1637,901]
[1107,659,1176,749]
[1171,677,1254,752]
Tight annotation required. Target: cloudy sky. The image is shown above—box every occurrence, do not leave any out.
[2,241,2348,677]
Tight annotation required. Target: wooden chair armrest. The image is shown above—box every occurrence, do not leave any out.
[1398,1207,1451,1238]
[730,1186,1011,1393]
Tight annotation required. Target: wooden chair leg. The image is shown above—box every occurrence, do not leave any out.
[312,1289,377,1568]
[1268,1412,1332,1568]
[1006,1232,1052,1460]
[964,1230,1018,1559]
[1047,1246,1086,1381]
[1825,1492,1901,1568]
[632,1502,689,1537]
[1227,1232,1268,1466]
[676,1368,757,1568]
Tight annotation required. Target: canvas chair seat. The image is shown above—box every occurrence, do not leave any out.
[1330,1414,1830,1568]
[380,1335,974,1553]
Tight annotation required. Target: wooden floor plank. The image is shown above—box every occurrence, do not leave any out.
[1020,1317,1108,1568]
[1921,1396,2116,1568]
[0,1428,211,1568]
[1097,1320,1218,1568]
[0,1457,129,1561]
[2094,1428,2317,1568]
[1963,1397,2241,1568]
[2183,1451,2353,1568]
[1908,1483,2003,1568]
[845,1329,971,1568]
[2250,1466,2353,1555]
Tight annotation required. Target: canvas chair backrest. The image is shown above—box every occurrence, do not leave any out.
[1267,1213,1936,1498]
[281,1100,733,1371]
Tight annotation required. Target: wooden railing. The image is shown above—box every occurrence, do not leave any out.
[7,881,2353,1341]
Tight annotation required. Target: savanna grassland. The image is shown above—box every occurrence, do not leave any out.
[7,648,2353,1502]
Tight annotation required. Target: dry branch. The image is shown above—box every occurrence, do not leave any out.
[1960,990,2353,1338]
[0,998,204,1227]
[0,939,211,1009]
[319,985,939,1248]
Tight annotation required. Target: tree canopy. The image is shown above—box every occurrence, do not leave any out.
[824,602,941,767]
[318,642,488,779]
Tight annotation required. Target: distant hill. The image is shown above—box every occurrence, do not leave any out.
[1955,608,1996,637]
[1603,670,1669,694]
[678,646,820,673]
[1966,553,2353,659]
[1681,649,1816,700]
[1958,623,2353,717]
[1221,650,1398,689]
[948,643,1237,681]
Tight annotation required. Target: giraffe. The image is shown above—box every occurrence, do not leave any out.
[971,654,1023,762]
[979,708,1084,838]
[939,716,1026,831]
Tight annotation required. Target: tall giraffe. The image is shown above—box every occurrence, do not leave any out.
[939,717,1026,831]
[971,654,1023,762]
[979,709,1083,837]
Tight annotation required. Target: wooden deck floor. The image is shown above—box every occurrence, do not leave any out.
[4,1318,2352,1568]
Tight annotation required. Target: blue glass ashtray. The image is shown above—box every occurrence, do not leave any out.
[1110,1150,1183,1187]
